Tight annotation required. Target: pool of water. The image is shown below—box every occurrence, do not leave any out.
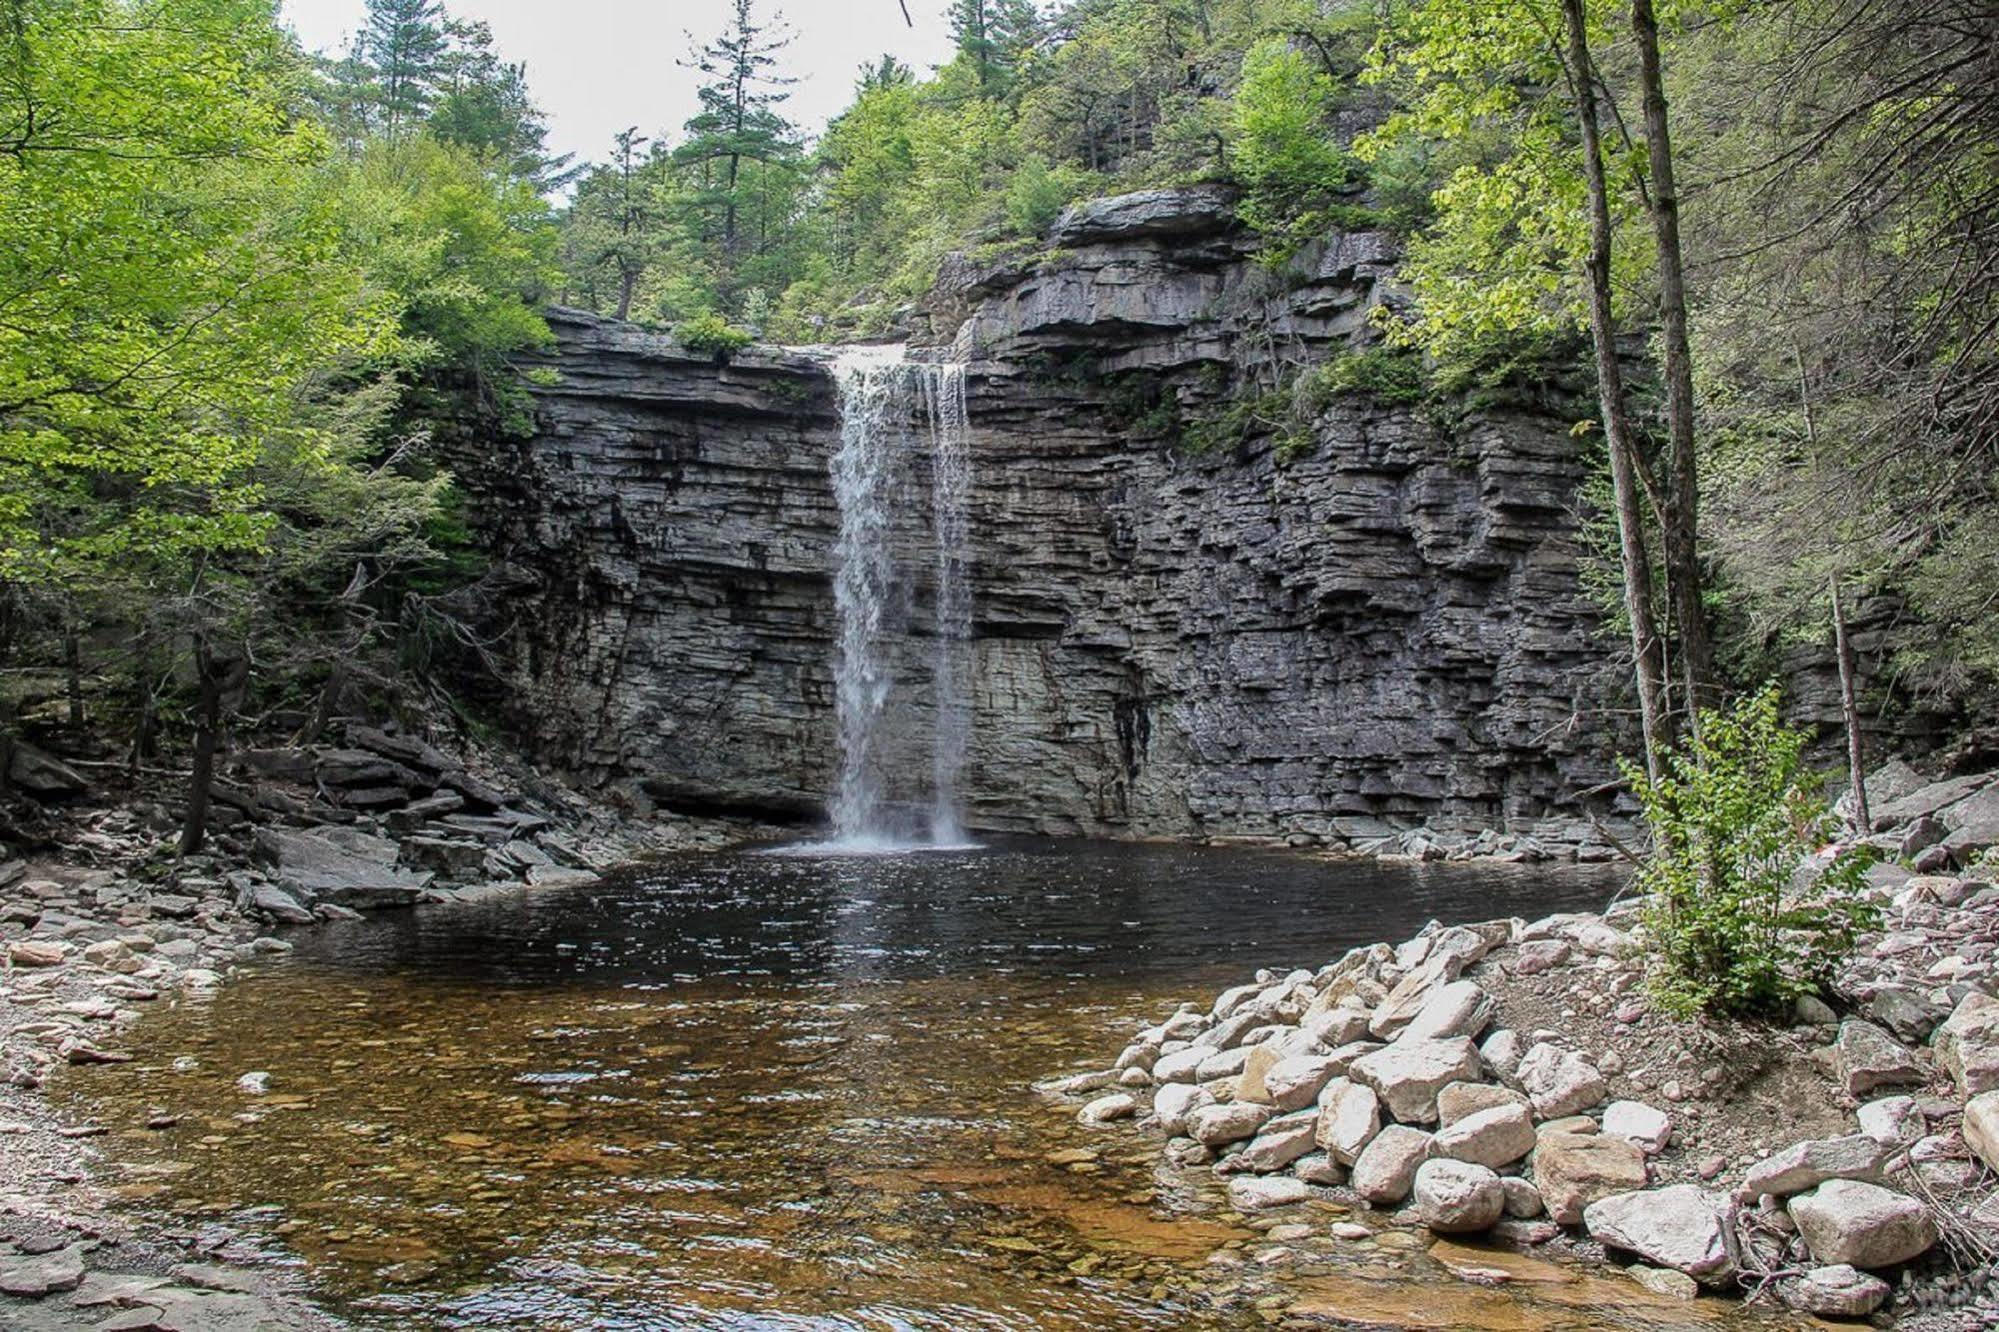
[55,839,1797,1330]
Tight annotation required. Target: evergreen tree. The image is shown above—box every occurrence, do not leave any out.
[948,0,1042,95]
[360,0,446,141]
[428,18,575,190]
[677,0,801,268]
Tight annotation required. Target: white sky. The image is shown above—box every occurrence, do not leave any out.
[279,0,960,167]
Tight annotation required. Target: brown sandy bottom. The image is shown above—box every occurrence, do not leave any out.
[47,961,1824,1331]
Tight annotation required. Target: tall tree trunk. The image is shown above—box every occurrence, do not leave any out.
[180,636,222,855]
[1630,0,1714,715]
[62,630,84,727]
[1564,0,1671,778]
[1831,574,1870,831]
[615,266,637,321]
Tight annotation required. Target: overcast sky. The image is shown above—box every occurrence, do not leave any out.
[280,0,960,167]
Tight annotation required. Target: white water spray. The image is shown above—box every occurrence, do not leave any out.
[823,346,974,850]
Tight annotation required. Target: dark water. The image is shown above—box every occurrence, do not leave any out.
[57,840,1792,1331]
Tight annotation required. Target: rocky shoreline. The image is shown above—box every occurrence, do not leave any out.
[1044,768,1999,1328]
[0,726,754,1331]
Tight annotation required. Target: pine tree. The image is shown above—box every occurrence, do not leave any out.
[947,0,1041,95]
[677,0,799,257]
[360,0,446,142]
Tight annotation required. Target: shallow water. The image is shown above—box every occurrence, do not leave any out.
[56,839,1804,1330]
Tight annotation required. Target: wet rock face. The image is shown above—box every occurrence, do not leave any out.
[489,189,1618,842]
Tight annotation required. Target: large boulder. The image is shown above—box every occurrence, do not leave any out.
[1516,1043,1607,1119]
[1789,1180,1938,1269]
[1413,1159,1505,1234]
[1534,1130,1647,1225]
[254,826,429,909]
[1047,184,1240,247]
[1351,1124,1434,1205]
[1429,1103,1535,1169]
[1153,1046,1208,1084]
[1584,1185,1733,1279]
[1834,1020,1924,1097]
[1933,992,1999,1096]
[1316,1077,1382,1165]
[1741,1135,1890,1199]
[1350,1037,1481,1124]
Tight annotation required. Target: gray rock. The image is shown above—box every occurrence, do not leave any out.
[1397,979,1494,1044]
[1078,1092,1137,1124]
[1516,1042,1606,1119]
[1741,1135,1890,1199]
[0,1243,87,1296]
[1499,1175,1544,1218]
[1350,1037,1481,1124]
[254,827,428,909]
[1236,1108,1321,1173]
[1962,1089,1999,1172]
[1777,1264,1891,1317]
[1152,1082,1215,1135]
[1855,1096,1925,1147]
[1315,1077,1382,1164]
[1428,1102,1535,1169]
[1228,1174,1311,1211]
[1933,990,1999,1096]
[1413,1159,1505,1234]
[1584,1186,1732,1278]
[1789,1180,1938,1268]
[1864,984,1950,1044]
[1600,1100,1672,1154]
[1834,1020,1924,1096]
[1534,1130,1647,1225]
[1437,1080,1529,1125]
[1262,1053,1345,1112]
[1047,184,1240,246]
[1188,1101,1274,1147]
[1350,1124,1433,1205]
[1479,1028,1524,1082]
[238,882,312,926]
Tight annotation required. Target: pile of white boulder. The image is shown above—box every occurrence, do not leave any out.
[1048,902,1999,1320]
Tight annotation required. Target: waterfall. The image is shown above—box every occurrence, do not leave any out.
[825,346,974,849]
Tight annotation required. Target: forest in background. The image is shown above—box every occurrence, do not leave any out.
[1,0,1995,848]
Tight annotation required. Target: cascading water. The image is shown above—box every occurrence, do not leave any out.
[822,346,974,850]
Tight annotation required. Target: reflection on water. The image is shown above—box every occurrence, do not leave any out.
[56,840,1794,1329]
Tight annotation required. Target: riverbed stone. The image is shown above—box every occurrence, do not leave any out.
[1350,1037,1481,1124]
[1189,1101,1274,1147]
[7,939,69,968]
[1350,1124,1434,1205]
[1228,1174,1311,1211]
[1293,1152,1345,1185]
[0,1243,88,1296]
[1234,1044,1283,1104]
[1516,1043,1606,1119]
[1413,1159,1504,1234]
[1777,1265,1891,1317]
[1078,1092,1137,1124]
[1789,1180,1938,1268]
[1514,939,1570,975]
[1195,1046,1254,1082]
[1835,1019,1924,1096]
[1600,1100,1672,1154]
[1153,1047,1208,1084]
[1479,1028,1524,1083]
[1933,991,1999,1095]
[1740,1135,1889,1199]
[1500,1176,1544,1218]
[1584,1185,1732,1278]
[1630,1266,1699,1301]
[1534,1130,1647,1225]
[1429,1102,1535,1169]
[1315,1077,1381,1164]
[1303,1004,1372,1047]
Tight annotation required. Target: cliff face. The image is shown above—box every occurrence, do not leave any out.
[483,189,1622,849]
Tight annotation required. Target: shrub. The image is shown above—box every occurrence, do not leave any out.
[1625,686,1877,1017]
[675,310,753,360]
[1230,39,1357,259]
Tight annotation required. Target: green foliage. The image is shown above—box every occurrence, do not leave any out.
[1005,155,1091,237]
[1230,39,1355,258]
[1298,345,1429,410]
[675,311,754,359]
[1624,687,1879,1017]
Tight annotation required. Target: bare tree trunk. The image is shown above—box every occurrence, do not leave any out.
[180,636,221,855]
[1631,0,1714,717]
[1564,0,1672,780]
[62,631,84,727]
[615,267,637,322]
[1831,574,1870,831]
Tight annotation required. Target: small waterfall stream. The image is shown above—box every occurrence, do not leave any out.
[826,346,973,848]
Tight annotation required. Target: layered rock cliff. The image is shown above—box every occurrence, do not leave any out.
[477,188,1626,850]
